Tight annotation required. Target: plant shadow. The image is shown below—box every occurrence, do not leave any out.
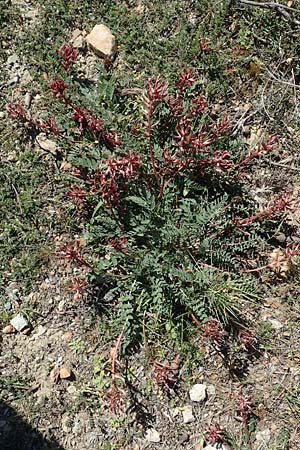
[0,402,64,450]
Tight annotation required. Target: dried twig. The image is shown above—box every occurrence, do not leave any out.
[237,0,300,24]
[237,0,300,14]
[269,161,300,171]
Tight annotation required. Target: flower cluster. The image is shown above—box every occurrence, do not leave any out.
[234,192,297,228]
[200,318,226,350]
[58,241,91,268]
[6,102,28,122]
[205,424,224,445]
[50,78,68,100]
[58,43,78,70]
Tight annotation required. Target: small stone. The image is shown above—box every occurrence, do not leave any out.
[36,133,59,155]
[50,367,60,384]
[24,92,32,109]
[275,232,286,243]
[6,283,19,301]
[61,415,72,433]
[255,428,271,445]
[71,28,82,41]
[2,324,16,334]
[86,24,117,59]
[178,433,189,444]
[60,367,73,379]
[4,302,12,311]
[0,111,5,119]
[268,318,283,330]
[67,385,77,395]
[207,384,216,396]
[170,407,180,418]
[10,313,29,331]
[20,69,33,86]
[182,405,195,424]
[145,428,160,443]
[35,325,47,337]
[291,235,300,244]
[73,35,86,49]
[189,383,207,402]
[8,75,20,85]
[6,53,19,67]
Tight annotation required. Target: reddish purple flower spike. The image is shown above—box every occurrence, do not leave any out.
[66,185,87,205]
[145,77,168,108]
[58,43,78,70]
[206,424,224,444]
[201,318,226,349]
[58,241,91,268]
[39,115,61,135]
[176,68,196,92]
[237,393,253,416]
[50,78,67,99]
[210,150,234,173]
[71,105,87,133]
[238,329,257,349]
[109,236,128,252]
[6,102,27,122]
[68,277,87,300]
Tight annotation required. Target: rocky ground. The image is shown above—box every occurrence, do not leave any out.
[2,1,300,449]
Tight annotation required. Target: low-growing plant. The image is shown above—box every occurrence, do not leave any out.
[205,392,257,449]
[6,42,296,399]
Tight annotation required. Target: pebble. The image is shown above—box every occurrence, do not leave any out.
[170,407,180,418]
[2,325,16,334]
[36,133,59,155]
[24,92,32,109]
[255,428,271,445]
[6,53,19,67]
[178,432,189,444]
[4,302,12,311]
[145,428,160,443]
[8,75,20,85]
[86,24,117,58]
[182,405,195,424]
[207,384,216,396]
[59,367,73,379]
[275,232,286,243]
[0,112,5,119]
[189,383,207,402]
[10,313,29,332]
[268,318,283,330]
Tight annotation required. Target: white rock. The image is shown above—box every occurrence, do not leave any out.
[189,383,207,402]
[86,24,117,58]
[256,428,271,445]
[36,133,59,155]
[6,54,19,67]
[170,407,180,418]
[10,313,29,331]
[145,428,160,443]
[182,405,195,424]
[207,384,216,396]
[268,318,283,330]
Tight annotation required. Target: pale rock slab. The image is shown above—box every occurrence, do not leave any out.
[86,24,116,58]
[189,383,207,402]
[10,313,29,331]
[255,428,271,445]
[182,405,195,423]
[145,428,160,443]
